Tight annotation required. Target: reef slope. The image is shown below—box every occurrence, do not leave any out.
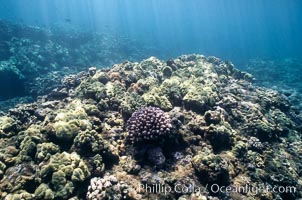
[0,55,301,200]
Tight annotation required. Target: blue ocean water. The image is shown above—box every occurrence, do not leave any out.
[0,0,301,65]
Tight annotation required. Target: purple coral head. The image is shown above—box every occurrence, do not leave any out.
[126,106,172,143]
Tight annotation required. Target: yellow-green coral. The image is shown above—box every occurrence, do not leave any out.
[120,92,145,117]
[34,183,54,200]
[76,77,105,99]
[83,104,101,116]
[4,192,34,200]
[15,125,42,163]
[0,116,16,136]
[39,152,90,199]
[52,100,92,141]
[142,91,172,111]
[35,142,60,162]
[53,121,80,141]
[73,130,108,154]
[0,161,6,178]
[183,85,216,112]
[105,81,126,100]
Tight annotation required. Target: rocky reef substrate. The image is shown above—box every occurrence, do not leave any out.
[241,58,302,113]
[0,54,301,200]
[0,20,146,109]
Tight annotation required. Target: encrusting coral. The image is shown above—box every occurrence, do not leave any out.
[0,54,301,200]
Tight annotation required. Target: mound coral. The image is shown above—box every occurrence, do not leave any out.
[126,106,172,143]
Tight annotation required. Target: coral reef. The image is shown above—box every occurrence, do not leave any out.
[0,54,301,200]
[242,58,302,112]
[0,20,146,112]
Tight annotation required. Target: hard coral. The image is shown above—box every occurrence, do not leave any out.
[126,106,172,143]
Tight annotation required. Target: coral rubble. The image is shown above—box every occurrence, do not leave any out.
[0,54,301,200]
